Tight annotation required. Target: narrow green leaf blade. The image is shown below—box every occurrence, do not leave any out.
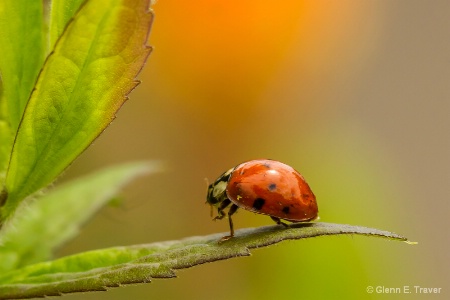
[0,223,412,299]
[3,0,153,220]
[0,0,46,173]
[0,161,161,273]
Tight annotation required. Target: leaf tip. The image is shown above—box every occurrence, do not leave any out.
[404,240,418,245]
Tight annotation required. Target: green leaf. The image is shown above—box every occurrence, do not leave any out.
[0,0,46,174]
[0,223,413,299]
[2,0,153,221]
[0,161,161,273]
[48,0,86,49]
[0,122,11,181]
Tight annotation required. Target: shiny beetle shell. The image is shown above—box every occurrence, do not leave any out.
[226,160,318,221]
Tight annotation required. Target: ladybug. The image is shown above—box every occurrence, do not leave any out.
[206,159,318,240]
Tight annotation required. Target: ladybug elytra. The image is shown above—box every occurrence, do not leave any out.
[206,159,318,240]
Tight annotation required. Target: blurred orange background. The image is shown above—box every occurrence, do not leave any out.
[60,1,449,299]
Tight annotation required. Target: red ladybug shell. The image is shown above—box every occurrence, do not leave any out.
[226,159,318,222]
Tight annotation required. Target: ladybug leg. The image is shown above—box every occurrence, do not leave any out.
[220,204,239,242]
[227,204,239,237]
[270,216,289,227]
[213,199,231,220]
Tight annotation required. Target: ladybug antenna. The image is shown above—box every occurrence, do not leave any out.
[204,177,210,189]
[204,178,210,205]
[204,178,214,217]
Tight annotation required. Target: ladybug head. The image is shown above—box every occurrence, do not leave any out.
[206,167,233,206]
[206,180,227,206]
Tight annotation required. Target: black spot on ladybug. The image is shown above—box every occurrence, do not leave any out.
[252,198,265,210]
[268,183,277,191]
[282,206,290,214]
